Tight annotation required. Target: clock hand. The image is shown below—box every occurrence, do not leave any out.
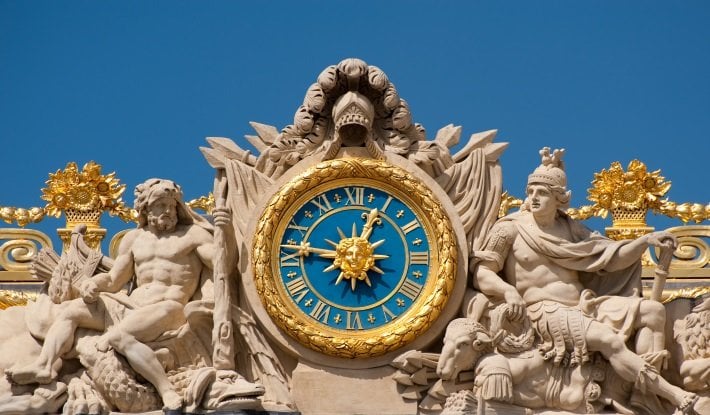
[280,241,337,258]
[360,208,382,241]
[282,209,391,291]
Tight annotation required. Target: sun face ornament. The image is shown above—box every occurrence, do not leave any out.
[281,208,389,291]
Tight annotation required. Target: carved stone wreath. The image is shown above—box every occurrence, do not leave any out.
[251,157,457,358]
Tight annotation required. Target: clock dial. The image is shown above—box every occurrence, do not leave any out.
[277,185,431,331]
[252,158,456,358]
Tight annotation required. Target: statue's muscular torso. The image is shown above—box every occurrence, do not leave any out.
[126,224,212,307]
[495,213,584,306]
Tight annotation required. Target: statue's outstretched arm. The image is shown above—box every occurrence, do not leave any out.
[81,232,137,302]
[606,231,676,272]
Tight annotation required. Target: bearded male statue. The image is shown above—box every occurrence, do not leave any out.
[7,178,253,412]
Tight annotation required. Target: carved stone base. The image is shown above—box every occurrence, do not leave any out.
[291,361,416,415]
[108,411,300,415]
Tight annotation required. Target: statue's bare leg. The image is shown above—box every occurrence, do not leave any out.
[103,300,186,410]
[586,320,695,410]
[8,299,104,385]
[634,299,667,356]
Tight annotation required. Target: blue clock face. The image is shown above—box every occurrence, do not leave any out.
[276,182,431,331]
[254,157,457,358]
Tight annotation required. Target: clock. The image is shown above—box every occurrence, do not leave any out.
[252,158,456,358]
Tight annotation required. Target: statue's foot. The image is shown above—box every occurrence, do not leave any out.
[161,389,183,412]
[677,392,698,415]
[95,334,110,352]
[31,381,68,413]
[6,363,56,385]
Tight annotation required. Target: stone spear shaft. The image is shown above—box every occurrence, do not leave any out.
[212,171,236,369]
[650,242,674,303]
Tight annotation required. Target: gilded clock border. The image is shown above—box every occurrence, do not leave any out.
[252,157,457,358]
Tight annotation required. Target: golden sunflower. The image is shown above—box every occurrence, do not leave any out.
[42,161,128,218]
[587,160,670,212]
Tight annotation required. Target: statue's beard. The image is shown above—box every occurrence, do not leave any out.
[148,213,178,232]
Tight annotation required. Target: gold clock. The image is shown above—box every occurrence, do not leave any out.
[252,158,457,358]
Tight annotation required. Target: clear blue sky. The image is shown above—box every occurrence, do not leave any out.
[1,1,708,249]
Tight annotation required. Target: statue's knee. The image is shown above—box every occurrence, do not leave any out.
[640,300,666,329]
[104,328,129,350]
[59,303,86,321]
[607,334,627,353]
[591,326,625,352]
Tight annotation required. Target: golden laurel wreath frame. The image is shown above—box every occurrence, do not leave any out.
[251,157,457,358]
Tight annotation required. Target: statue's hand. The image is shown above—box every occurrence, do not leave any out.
[503,289,526,322]
[646,231,677,250]
[80,279,99,303]
[213,206,231,228]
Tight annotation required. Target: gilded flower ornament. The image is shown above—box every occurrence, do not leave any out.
[587,160,671,214]
[41,161,133,221]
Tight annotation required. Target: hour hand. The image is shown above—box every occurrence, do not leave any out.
[280,241,336,258]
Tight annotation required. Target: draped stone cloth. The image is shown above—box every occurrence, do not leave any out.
[221,159,294,409]
[473,211,645,361]
[476,210,643,298]
[436,144,503,252]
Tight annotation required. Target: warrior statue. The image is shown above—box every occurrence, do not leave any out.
[470,147,697,413]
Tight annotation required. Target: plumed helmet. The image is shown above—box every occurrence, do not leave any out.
[527,147,567,189]
[333,90,375,133]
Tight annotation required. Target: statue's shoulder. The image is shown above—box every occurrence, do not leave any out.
[115,228,143,254]
[481,214,521,255]
[557,211,596,241]
[490,213,522,239]
[181,222,214,244]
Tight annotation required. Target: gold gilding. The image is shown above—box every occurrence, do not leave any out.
[187,193,215,215]
[0,290,38,310]
[0,207,45,227]
[0,229,53,279]
[42,161,133,226]
[252,158,457,358]
[501,160,708,241]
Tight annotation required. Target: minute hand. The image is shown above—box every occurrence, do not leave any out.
[280,242,336,258]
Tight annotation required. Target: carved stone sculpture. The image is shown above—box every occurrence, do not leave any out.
[0,179,267,414]
[675,296,710,413]
[393,148,701,414]
[3,58,705,415]
[200,58,506,364]
[199,58,507,413]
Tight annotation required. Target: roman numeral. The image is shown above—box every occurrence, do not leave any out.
[399,279,423,301]
[287,220,308,236]
[280,250,300,267]
[310,194,333,215]
[382,305,397,323]
[401,220,420,234]
[410,251,428,265]
[346,311,363,330]
[380,196,393,213]
[344,187,365,206]
[309,301,331,323]
[285,277,309,304]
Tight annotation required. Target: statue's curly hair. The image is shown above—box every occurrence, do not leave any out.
[133,178,186,228]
